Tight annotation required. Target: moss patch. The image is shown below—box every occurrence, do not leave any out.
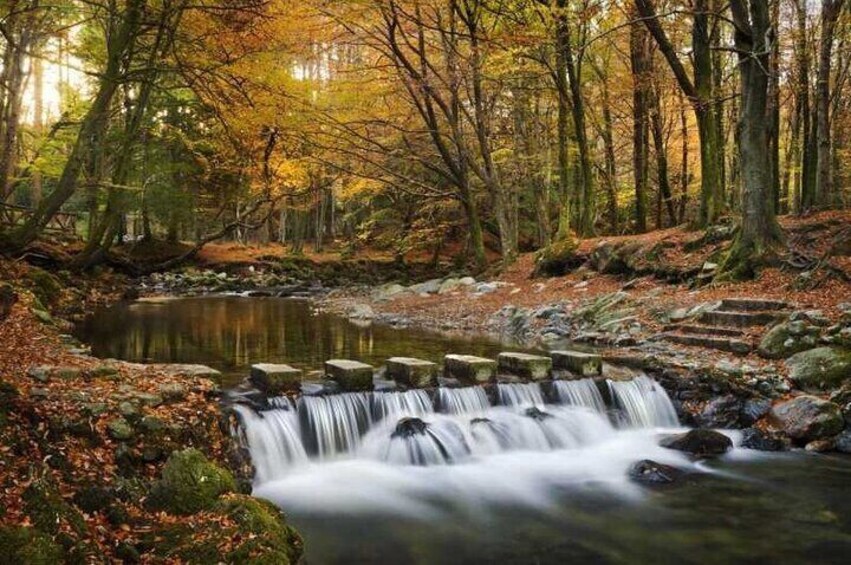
[148,448,236,515]
[22,476,87,537]
[0,526,63,564]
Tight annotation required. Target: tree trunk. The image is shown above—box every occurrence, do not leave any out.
[813,0,845,208]
[721,0,783,279]
[630,13,651,233]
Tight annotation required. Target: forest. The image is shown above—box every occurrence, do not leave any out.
[2,1,851,564]
[0,0,847,274]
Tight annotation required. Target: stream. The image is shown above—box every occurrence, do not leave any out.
[79,296,851,564]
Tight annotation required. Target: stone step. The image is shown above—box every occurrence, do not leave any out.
[662,332,752,355]
[720,298,791,312]
[324,359,375,391]
[386,357,438,387]
[550,350,603,377]
[250,363,303,394]
[663,323,744,337]
[444,355,498,384]
[497,352,553,381]
[700,310,785,328]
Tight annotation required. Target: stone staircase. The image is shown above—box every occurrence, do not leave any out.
[661,298,791,355]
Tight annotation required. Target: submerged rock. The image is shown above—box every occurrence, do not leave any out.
[835,430,851,454]
[628,460,685,484]
[524,407,552,421]
[659,429,732,457]
[740,428,788,451]
[392,417,429,438]
[769,396,844,442]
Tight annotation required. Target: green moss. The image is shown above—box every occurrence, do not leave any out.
[148,448,236,515]
[159,496,303,564]
[25,268,62,306]
[23,476,87,537]
[0,526,63,564]
[786,347,851,392]
[534,237,580,277]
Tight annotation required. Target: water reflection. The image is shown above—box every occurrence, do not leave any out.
[77,296,529,385]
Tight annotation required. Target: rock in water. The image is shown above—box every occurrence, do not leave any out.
[769,396,844,442]
[835,431,851,454]
[628,460,685,484]
[392,417,429,438]
[740,428,788,451]
[659,429,732,457]
[785,347,851,391]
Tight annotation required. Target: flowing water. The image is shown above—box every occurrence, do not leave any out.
[80,296,851,564]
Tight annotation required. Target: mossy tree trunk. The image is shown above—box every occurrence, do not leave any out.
[720,0,784,279]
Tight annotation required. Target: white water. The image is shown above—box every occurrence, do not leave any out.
[553,379,607,413]
[607,376,679,427]
[235,374,725,517]
[436,386,490,414]
[497,382,546,407]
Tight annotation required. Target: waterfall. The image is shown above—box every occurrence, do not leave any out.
[553,379,607,413]
[232,402,307,483]
[372,389,434,422]
[298,392,373,457]
[233,374,680,481]
[607,376,679,428]
[436,386,491,414]
[498,383,545,408]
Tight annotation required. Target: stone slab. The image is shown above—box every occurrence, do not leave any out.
[386,357,438,387]
[250,363,303,394]
[443,355,498,384]
[498,352,553,380]
[325,359,375,391]
[551,350,602,377]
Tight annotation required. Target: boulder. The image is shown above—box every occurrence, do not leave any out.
[250,364,303,395]
[769,396,844,441]
[438,278,462,294]
[740,428,788,451]
[107,417,134,440]
[158,383,187,402]
[758,321,821,359]
[659,429,732,457]
[628,460,686,485]
[348,303,374,320]
[786,347,851,391]
[373,283,407,301]
[148,449,236,515]
[324,359,374,391]
[385,357,437,387]
[835,430,851,454]
[409,279,443,295]
[695,395,742,428]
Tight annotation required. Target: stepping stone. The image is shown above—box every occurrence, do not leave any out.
[720,298,791,312]
[551,350,602,377]
[325,359,375,391]
[663,324,744,337]
[443,355,498,384]
[159,364,223,382]
[498,352,552,380]
[700,310,785,328]
[386,357,438,387]
[250,363,303,394]
[662,333,752,355]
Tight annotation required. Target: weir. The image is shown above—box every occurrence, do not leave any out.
[231,351,681,480]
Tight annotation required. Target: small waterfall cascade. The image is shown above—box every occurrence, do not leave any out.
[552,379,607,413]
[233,373,680,482]
[607,375,679,428]
[435,386,490,414]
[498,383,545,408]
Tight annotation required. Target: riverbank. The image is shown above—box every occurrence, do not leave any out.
[0,262,302,562]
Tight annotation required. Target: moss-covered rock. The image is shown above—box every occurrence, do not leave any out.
[25,268,62,306]
[769,396,844,442]
[158,495,303,564]
[534,238,581,277]
[786,347,851,391]
[0,526,63,564]
[758,321,821,359]
[23,476,87,537]
[148,448,236,515]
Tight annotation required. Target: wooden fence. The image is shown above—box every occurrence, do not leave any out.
[0,203,79,236]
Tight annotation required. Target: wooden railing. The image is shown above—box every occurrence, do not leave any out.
[0,203,79,235]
